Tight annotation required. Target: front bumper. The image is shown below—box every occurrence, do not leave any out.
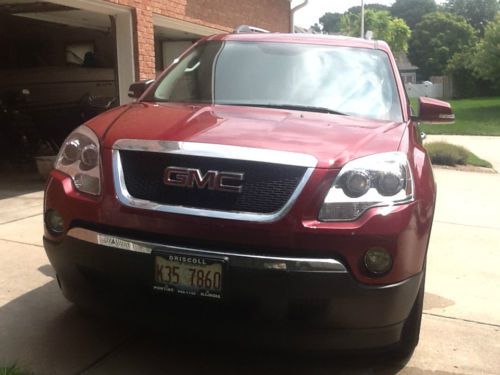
[44,227,423,350]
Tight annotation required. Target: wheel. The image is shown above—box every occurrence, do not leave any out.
[391,268,426,360]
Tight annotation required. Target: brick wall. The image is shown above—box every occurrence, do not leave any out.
[103,0,290,79]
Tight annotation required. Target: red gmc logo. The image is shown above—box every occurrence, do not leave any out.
[163,166,244,193]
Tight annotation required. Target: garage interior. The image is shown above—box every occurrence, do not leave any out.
[0,1,220,176]
[0,0,125,173]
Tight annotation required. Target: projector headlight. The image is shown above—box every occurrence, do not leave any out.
[54,125,101,196]
[319,152,413,221]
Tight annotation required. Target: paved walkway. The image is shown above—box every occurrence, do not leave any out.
[1,141,500,374]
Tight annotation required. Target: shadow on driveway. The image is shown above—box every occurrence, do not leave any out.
[85,331,409,375]
[0,170,44,200]
[0,265,132,375]
[0,265,409,374]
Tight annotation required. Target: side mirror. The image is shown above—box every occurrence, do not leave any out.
[416,97,454,124]
[128,79,154,99]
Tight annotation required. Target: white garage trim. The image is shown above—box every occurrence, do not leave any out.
[114,11,135,104]
[43,0,131,15]
[39,0,135,104]
[152,14,225,36]
[15,10,110,32]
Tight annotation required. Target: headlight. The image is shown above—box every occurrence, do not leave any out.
[55,125,101,195]
[319,152,413,221]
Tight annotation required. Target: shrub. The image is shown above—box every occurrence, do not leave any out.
[425,142,469,165]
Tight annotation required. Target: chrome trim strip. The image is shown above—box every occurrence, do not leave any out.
[67,228,347,272]
[112,139,318,168]
[112,140,316,222]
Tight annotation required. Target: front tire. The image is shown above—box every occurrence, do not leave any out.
[391,269,425,360]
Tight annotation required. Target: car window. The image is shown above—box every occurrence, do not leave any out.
[153,41,403,122]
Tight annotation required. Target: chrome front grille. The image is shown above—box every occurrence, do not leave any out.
[112,140,317,222]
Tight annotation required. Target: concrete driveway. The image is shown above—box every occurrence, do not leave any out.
[1,136,499,374]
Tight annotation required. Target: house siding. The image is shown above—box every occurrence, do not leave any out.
[103,0,291,79]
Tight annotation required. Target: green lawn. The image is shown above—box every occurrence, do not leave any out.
[0,365,31,375]
[411,97,500,136]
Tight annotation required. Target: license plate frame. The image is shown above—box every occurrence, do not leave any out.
[152,250,227,300]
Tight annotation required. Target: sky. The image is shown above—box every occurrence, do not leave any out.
[293,0,444,28]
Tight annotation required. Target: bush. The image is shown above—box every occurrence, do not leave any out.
[446,50,499,99]
[425,142,469,165]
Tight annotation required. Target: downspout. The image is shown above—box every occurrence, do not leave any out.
[290,0,309,33]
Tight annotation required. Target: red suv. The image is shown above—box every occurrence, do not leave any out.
[43,30,453,356]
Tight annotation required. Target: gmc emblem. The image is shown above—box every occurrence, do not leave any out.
[163,166,244,193]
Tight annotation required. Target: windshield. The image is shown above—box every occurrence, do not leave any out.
[151,41,403,122]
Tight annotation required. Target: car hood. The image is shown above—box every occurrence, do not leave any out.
[99,102,406,169]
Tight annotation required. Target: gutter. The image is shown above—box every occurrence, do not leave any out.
[290,0,308,33]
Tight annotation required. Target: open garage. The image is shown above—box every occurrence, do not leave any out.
[0,0,136,170]
[0,0,291,174]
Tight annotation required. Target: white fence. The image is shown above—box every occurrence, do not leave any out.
[405,82,444,98]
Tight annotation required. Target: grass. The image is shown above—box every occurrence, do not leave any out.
[0,365,31,375]
[465,150,493,168]
[425,141,492,168]
[411,97,500,136]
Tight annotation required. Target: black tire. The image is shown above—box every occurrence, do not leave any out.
[391,269,426,360]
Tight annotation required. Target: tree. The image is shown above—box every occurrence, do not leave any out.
[315,5,391,35]
[444,0,499,34]
[347,4,390,15]
[391,0,437,29]
[339,10,411,53]
[340,11,361,36]
[408,12,476,79]
[318,12,342,34]
[390,18,413,54]
[473,14,500,87]
[446,49,482,97]
[310,23,321,33]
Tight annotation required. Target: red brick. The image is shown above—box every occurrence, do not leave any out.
[103,0,290,79]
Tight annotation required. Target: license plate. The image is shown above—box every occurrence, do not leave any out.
[153,253,224,299]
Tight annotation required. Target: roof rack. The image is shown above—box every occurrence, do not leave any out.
[233,25,270,34]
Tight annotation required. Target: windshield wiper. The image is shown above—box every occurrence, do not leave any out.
[242,103,347,115]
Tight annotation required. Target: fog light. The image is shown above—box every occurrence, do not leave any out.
[364,248,392,275]
[45,209,64,234]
